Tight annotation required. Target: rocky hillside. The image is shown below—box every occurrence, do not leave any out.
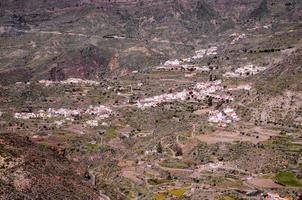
[0,0,301,84]
[0,133,101,199]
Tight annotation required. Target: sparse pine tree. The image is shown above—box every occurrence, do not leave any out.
[207,96,213,107]
[157,142,163,154]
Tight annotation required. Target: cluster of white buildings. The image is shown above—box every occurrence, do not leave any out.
[207,93,234,101]
[14,108,81,120]
[53,120,65,127]
[15,112,43,120]
[248,24,272,31]
[137,90,187,108]
[85,120,99,127]
[262,193,291,200]
[223,64,267,78]
[164,59,181,66]
[160,46,218,70]
[194,80,223,93]
[192,49,207,59]
[208,107,240,124]
[192,46,218,59]
[156,64,210,72]
[14,105,112,122]
[39,78,100,86]
[228,84,252,91]
[85,105,112,120]
[230,33,247,45]
[137,80,232,109]
[198,162,224,171]
[190,162,224,178]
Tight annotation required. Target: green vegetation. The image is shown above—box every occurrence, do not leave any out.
[105,127,117,140]
[85,143,99,153]
[178,132,191,143]
[1,113,14,122]
[264,136,302,152]
[274,172,302,187]
[38,142,52,150]
[94,160,119,179]
[237,106,251,119]
[217,196,235,200]
[169,188,187,197]
[153,188,187,200]
[159,159,190,169]
[147,178,172,185]
[0,1,302,199]
[256,73,302,95]
[153,192,167,200]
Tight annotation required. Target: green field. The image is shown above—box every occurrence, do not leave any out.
[275,172,302,187]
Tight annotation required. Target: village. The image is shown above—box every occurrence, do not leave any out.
[0,16,301,200]
[0,0,302,199]
[0,43,301,200]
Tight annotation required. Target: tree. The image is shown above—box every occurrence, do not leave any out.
[175,145,183,156]
[156,142,163,154]
[207,96,213,107]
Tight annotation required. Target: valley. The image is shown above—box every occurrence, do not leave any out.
[0,0,302,199]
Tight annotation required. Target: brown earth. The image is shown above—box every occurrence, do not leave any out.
[0,133,100,200]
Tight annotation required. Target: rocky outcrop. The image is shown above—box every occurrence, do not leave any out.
[0,133,100,199]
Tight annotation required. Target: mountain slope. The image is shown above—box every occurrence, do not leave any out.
[0,0,301,84]
[0,133,100,199]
